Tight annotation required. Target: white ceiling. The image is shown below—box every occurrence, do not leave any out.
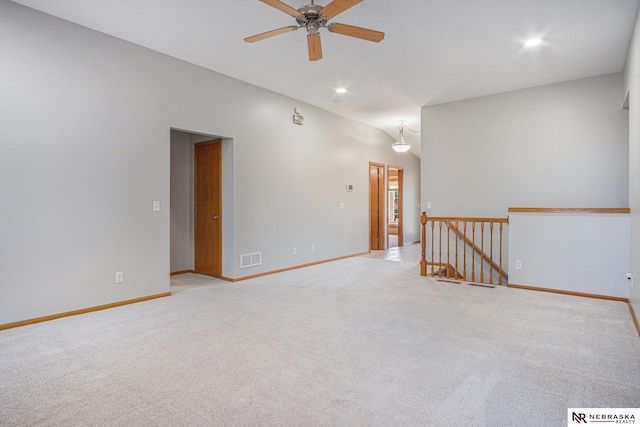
[11,0,640,157]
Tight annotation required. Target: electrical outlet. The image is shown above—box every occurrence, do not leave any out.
[628,273,634,287]
[292,247,297,255]
[115,272,124,283]
[515,260,522,270]
[311,244,316,252]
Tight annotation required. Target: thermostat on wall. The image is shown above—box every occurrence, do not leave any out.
[346,184,354,192]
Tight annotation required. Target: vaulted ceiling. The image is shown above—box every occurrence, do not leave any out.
[11,0,640,156]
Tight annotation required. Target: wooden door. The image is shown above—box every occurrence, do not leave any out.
[194,139,222,277]
[369,162,385,250]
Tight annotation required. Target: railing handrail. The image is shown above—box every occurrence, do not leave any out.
[422,215,508,224]
[508,207,629,214]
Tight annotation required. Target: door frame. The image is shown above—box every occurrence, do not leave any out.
[369,161,386,250]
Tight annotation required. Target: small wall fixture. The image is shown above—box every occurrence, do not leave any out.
[392,121,412,153]
[293,108,304,125]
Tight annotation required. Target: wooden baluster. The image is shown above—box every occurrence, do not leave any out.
[420,212,427,276]
[430,220,435,276]
[446,222,450,278]
[454,220,459,279]
[463,221,467,280]
[471,221,476,282]
[438,220,443,277]
[489,222,494,285]
[480,222,485,283]
[499,222,504,285]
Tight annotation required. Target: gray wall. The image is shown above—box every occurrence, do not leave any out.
[0,2,420,324]
[624,9,640,318]
[421,74,629,217]
[508,212,630,298]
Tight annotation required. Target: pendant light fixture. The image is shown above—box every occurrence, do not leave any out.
[392,121,412,153]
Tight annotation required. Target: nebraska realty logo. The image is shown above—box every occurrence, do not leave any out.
[568,408,639,424]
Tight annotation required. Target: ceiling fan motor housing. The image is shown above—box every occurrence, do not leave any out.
[296,4,328,34]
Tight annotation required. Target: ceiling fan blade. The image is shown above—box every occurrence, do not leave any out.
[259,0,302,18]
[244,26,298,43]
[328,23,384,42]
[307,33,323,61]
[320,0,363,19]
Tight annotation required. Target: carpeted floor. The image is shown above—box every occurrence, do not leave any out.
[1,244,639,426]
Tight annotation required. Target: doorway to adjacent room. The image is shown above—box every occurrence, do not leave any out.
[387,166,404,248]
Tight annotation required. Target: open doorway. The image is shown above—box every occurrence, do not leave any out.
[387,166,404,248]
[170,129,229,278]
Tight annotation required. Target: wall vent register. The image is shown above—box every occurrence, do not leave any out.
[240,252,262,269]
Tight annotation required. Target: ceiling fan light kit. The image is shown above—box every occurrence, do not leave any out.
[245,0,384,61]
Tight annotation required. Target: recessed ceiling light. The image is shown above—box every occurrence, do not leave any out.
[336,88,347,94]
[524,38,542,47]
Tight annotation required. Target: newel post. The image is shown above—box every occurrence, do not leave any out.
[420,212,427,276]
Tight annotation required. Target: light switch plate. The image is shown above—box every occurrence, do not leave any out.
[153,201,160,212]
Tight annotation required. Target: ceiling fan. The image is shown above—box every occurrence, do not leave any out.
[244,0,384,61]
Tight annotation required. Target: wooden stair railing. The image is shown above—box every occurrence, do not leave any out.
[420,213,509,285]
[444,220,508,283]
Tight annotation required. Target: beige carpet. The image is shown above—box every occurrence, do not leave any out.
[1,244,639,426]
